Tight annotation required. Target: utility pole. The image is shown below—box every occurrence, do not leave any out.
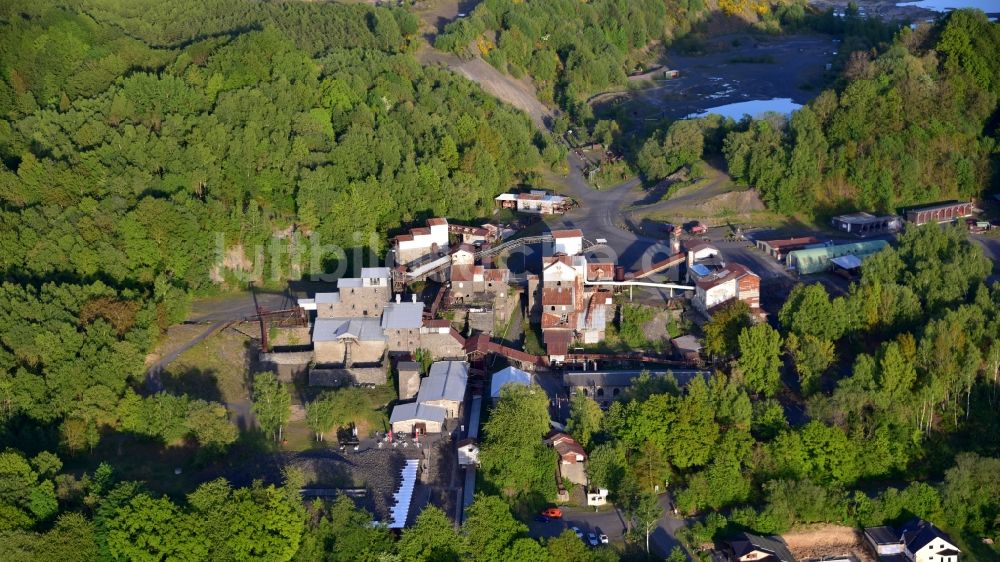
[250,281,269,353]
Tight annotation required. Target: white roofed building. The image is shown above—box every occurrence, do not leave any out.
[489,366,532,399]
[394,218,450,266]
[495,190,570,215]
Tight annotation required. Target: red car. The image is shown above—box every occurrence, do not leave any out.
[541,507,563,519]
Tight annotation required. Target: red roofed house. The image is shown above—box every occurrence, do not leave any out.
[545,432,588,485]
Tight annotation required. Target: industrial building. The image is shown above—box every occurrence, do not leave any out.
[785,240,889,275]
[393,217,450,265]
[905,201,974,226]
[755,237,820,260]
[415,361,469,418]
[693,263,760,313]
[831,212,902,236]
[495,190,571,215]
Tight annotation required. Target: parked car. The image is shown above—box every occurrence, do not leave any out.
[587,533,600,547]
[541,507,563,519]
[595,527,609,544]
[571,526,583,539]
[534,515,550,523]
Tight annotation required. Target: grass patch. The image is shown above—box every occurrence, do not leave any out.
[161,326,254,405]
[523,320,546,356]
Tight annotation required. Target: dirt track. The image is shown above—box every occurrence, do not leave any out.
[418,47,554,130]
[783,525,876,562]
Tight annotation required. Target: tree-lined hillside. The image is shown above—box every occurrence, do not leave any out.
[435,0,710,122]
[0,0,559,472]
[723,10,999,215]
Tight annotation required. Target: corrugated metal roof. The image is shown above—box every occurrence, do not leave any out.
[360,267,391,279]
[390,402,447,424]
[417,361,468,403]
[313,317,386,342]
[314,292,341,304]
[381,302,424,329]
[831,255,863,270]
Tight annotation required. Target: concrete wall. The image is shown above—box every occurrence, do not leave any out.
[559,461,588,486]
[418,331,466,359]
[309,367,387,387]
[351,340,385,365]
[391,418,443,434]
[314,340,385,365]
[314,340,346,364]
[695,280,737,312]
[421,398,461,418]
[398,369,421,401]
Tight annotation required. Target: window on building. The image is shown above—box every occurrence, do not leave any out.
[597,388,604,397]
[613,388,620,397]
[582,388,588,396]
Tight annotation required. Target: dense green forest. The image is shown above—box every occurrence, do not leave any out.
[0,2,564,558]
[0,0,558,452]
[434,0,710,122]
[722,9,1000,214]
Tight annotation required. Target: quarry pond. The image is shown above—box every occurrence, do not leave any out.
[592,33,835,131]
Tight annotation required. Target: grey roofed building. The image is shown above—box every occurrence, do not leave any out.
[899,519,958,554]
[312,317,386,342]
[389,402,447,425]
[337,277,363,289]
[397,360,421,373]
[381,302,425,329]
[360,267,392,279]
[728,532,797,562]
[314,292,341,304]
[865,526,902,546]
[417,361,469,404]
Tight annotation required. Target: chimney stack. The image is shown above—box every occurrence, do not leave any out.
[395,294,401,303]
[412,294,417,303]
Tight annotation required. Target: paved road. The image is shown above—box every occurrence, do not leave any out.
[548,155,677,273]
[526,496,692,559]
[650,492,692,559]
[527,505,626,545]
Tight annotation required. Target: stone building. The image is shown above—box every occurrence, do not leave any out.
[382,299,424,353]
[313,267,391,318]
[312,317,386,365]
[397,360,422,401]
[416,361,469,418]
